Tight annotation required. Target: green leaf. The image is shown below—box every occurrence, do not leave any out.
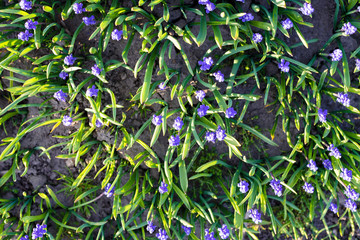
[140,48,157,103]
[271,0,286,8]
[237,122,278,146]
[179,159,188,193]
[196,14,207,47]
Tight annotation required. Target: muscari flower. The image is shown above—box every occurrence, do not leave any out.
[336,92,350,107]
[147,221,156,234]
[169,135,180,147]
[282,18,293,30]
[340,168,352,182]
[278,59,290,73]
[322,159,333,170]
[197,105,209,118]
[239,13,254,22]
[344,185,360,201]
[111,29,123,41]
[213,70,224,82]
[205,2,216,13]
[218,224,230,239]
[104,183,115,197]
[20,236,29,240]
[204,229,216,240]
[237,180,249,193]
[173,117,184,131]
[25,19,38,30]
[159,181,168,194]
[330,49,342,62]
[18,30,33,41]
[358,6,360,12]
[299,3,314,16]
[195,90,206,102]
[341,22,357,35]
[303,182,314,194]
[95,119,103,128]
[356,59,360,70]
[307,159,318,172]
[329,202,338,213]
[318,108,327,123]
[248,209,262,224]
[270,178,283,197]
[152,115,163,126]
[205,131,216,143]
[225,107,237,118]
[156,228,169,240]
[32,224,47,239]
[62,115,73,126]
[83,15,96,26]
[198,57,213,71]
[73,3,86,14]
[91,64,103,76]
[158,82,166,90]
[216,125,226,141]
[237,0,245,2]
[59,71,68,80]
[86,85,98,98]
[327,144,341,159]
[253,33,263,43]
[19,0,32,10]
[182,225,191,236]
[64,54,76,66]
[345,198,357,212]
[54,90,67,102]
[198,0,209,5]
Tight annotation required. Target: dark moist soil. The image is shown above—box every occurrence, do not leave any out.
[1,0,360,239]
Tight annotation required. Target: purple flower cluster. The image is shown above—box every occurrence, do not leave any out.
[158,82,166,90]
[54,90,67,102]
[329,202,338,213]
[345,198,357,212]
[92,64,103,76]
[303,182,314,194]
[159,181,168,194]
[322,159,333,170]
[204,229,216,240]
[213,70,224,82]
[20,0,32,10]
[18,30,33,41]
[173,117,184,131]
[198,57,214,71]
[195,90,206,102]
[252,33,263,43]
[96,119,103,128]
[307,160,318,172]
[197,105,210,117]
[198,0,216,14]
[20,235,29,240]
[152,115,163,126]
[205,131,216,143]
[270,178,283,197]
[336,92,350,107]
[218,224,230,239]
[299,3,314,16]
[340,168,352,182]
[278,59,290,73]
[59,71,68,80]
[111,29,123,41]
[282,18,293,30]
[32,224,47,239]
[327,144,341,159]
[205,125,226,143]
[73,3,86,14]
[239,13,254,22]
[237,180,249,193]
[248,209,262,224]
[104,183,115,197]
[236,0,245,2]
[341,22,357,35]
[25,19,38,30]
[83,16,96,26]
[344,185,359,201]
[156,228,169,240]
[356,59,360,70]
[147,221,156,234]
[169,135,180,147]
[64,54,76,66]
[182,225,191,236]
[62,115,73,126]
[86,85,99,98]
[330,49,342,62]
[225,107,237,118]
[318,108,327,123]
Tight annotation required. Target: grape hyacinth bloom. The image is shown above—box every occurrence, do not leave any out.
[205,131,216,143]
[216,126,226,141]
[340,168,352,182]
[329,202,338,214]
[345,198,357,212]
[303,182,315,194]
[327,144,341,159]
[73,3,86,14]
[344,186,360,201]
[95,119,103,128]
[62,115,73,126]
[282,18,293,30]
[159,181,168,194]
[152,115,162,126]
[322,159,333,170]
[199,0,209,5]
[64,54,76,66]
[237,180,249,193]
[341,22,357,36]
[32,224,47,239]
[205,2,216,13]
[198,57,214,71]
[86,85,99,98]
[336,92,350,107]
[147,221,156,234]
[197,105,209,117]
[195,90,206,102]
[91,64,102,76]
[59,71,68,80]
[252,33,263,43]
[299,3,314,16]
[318,108,327,123]
[25,19,38,30]
[111,29,123,41]
[248,209,262,224]
[173,117,183,131]
[213,70,224,82]
[330,49,342,62]
[54,90,67,102]
[18,30,33,41]
[182,225,191,236]
[104,183,115,197]
[20,236,29,240]
[169,135,180,147]
[19,0,32,10]
[239,13,254,22]
[156,228,169,240]
[356,59,360,70]
[225,107,237,118]
[307,160,318,172]
[83,15,96,26]
[278,59,290,73]
[204,229,216,240]
[237,0,245,2]
[158,82,166,90]
[270,179,283,197]
[358,6,360,12]
[218,224,230,239]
